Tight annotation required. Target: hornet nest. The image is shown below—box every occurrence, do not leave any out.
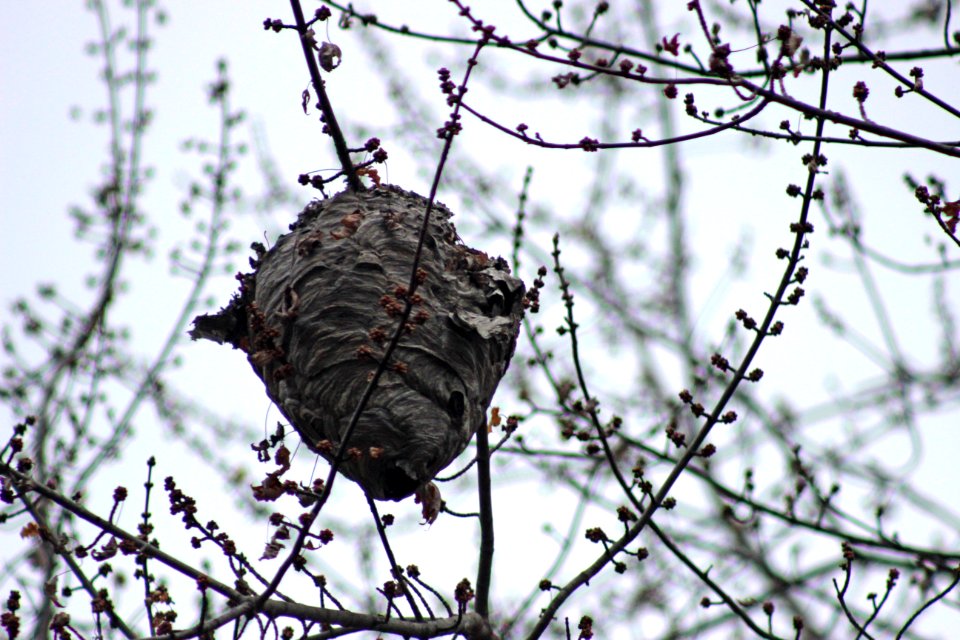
[190,185,525,503]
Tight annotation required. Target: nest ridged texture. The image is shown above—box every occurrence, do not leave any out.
[191,185,525,500]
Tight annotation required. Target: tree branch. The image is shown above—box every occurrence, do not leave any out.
[474,421,494,618]
[289,0,362,192]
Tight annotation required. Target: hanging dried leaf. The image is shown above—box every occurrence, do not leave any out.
[191,185,524,501]
[318,42,342,72]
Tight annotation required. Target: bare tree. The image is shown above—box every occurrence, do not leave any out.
[3,1,960,639]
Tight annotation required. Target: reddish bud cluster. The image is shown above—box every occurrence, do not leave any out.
[165,477,198,524]
[316,440,334,454]
[584,527,608,542]
[710,353,730,372]
[455,579,475,606]
[382,581,400,599]
[666,425,686,447]
[735,308,757,331]
[262,18,283,32]
[437,114,463,139]
[842,541,855,561]
[378,294,405,317]
[438,68,456,96]
[579,137,599,152]
[578,615,594,640]
[887,568,900,589]
[552,72,581,89]
[1,591,21,638]
[355,344,374,360]
[853,81,869,103]
[524,265,547,313]
[708,43,733,77]
[617,505,638,522]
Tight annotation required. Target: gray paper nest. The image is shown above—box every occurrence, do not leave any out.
[190,185,525,501]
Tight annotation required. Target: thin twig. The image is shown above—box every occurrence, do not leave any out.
[289,0,362,192]
[896,569,960,638]
[833,559,875,640]
[139,457,157,634]
[366,495,424,620]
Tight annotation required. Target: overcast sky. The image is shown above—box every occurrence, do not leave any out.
[3,2,959,637]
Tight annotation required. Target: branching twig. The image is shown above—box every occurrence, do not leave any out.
[896,568,960,639]
[366,495,424,620]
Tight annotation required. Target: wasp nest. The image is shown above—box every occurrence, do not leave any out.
[190,185,524,501]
